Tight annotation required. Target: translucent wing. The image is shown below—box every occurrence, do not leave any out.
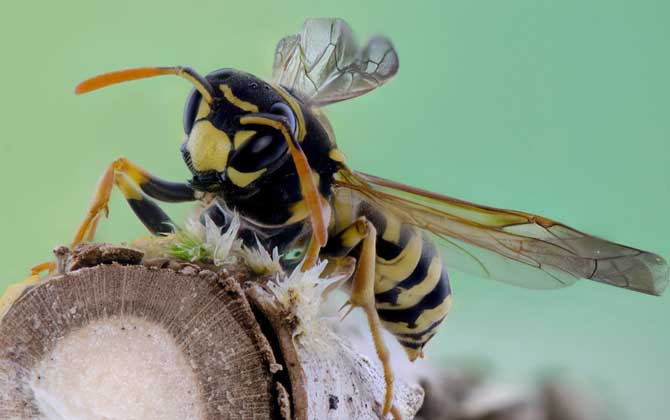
[334,169,669,296]
[272,18,399,106]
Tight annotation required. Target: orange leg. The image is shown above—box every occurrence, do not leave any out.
[72,157,197,245]
[1,262,56,316]
[23,159,196,278]
[30,261,57,276]
[339,219,399,419]
[73,157,134,245]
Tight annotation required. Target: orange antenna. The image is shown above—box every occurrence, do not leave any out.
[75,66,215,103]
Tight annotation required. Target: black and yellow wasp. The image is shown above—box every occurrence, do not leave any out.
[38,18,670,418]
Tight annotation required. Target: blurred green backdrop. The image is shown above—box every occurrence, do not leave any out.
[0,1,668,418]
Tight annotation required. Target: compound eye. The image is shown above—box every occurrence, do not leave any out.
[183,89,202,134]
[229,130,288,173]
[270,102,297,136]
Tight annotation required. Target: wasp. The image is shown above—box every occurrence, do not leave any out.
[26,18,670,419]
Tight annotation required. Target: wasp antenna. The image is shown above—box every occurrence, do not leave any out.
[75,66,215,103]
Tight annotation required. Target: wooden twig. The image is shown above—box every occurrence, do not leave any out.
[0,244,424,420]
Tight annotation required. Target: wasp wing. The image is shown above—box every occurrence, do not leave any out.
[334,169,669,296]
[272,18,399,106]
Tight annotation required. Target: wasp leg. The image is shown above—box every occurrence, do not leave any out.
[73,157,198,244]
[1,262,56,317]
[115,174,177,236]
[331,218,399,419]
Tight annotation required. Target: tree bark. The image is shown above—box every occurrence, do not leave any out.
[0,244,424,420]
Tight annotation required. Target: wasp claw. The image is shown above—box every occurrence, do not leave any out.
[339,300,356,321]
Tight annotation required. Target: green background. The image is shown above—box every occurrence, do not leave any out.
[1,1,668,418]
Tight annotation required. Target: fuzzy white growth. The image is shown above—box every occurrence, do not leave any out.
[165,211,241,266]
[204,213,241,266]
[29,317,203,420]
[267,261,345,336]
[239,236,283,276]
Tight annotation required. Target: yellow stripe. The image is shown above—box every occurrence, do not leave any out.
[233,130,256,149]
[381,212,401,243]
[285,200,309,224]
[284,192,329,225]
[375,256,443,310]
[227,167,266,188]
[374,233,422,293]
[219,84,259,113]
[272,84,306,142]
[396,331,438,346]
[332,189,355,232]
[196,100,211,121]
[382,295,452,336]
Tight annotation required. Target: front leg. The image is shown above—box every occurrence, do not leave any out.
[73,157,199,244]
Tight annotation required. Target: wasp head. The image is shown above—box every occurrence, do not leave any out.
[181,69,298,193]
[75,66,303,196]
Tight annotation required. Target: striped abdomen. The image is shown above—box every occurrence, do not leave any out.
[361,204,452,361]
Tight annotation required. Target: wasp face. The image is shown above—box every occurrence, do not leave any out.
[181,69,298,193]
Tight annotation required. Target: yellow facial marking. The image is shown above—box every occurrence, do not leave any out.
[234,130,256,149]
[187,120,231,172]
[329,149,347,163]
[219,84,259,113]
[227,167,266,188]
[196,100,211,121]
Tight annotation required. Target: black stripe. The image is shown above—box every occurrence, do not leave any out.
[377,224,414,261]
[393,316,446,340]
[377,238,402,261]
[397,340,423,350]
[128,198,175,236]
[375,237,437,305]
[358,202,386,234]
[377,271,451,329]
[374,287,402,306]
[141,179,196,203]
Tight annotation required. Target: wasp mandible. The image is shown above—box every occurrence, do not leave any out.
[43,18,670,419]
